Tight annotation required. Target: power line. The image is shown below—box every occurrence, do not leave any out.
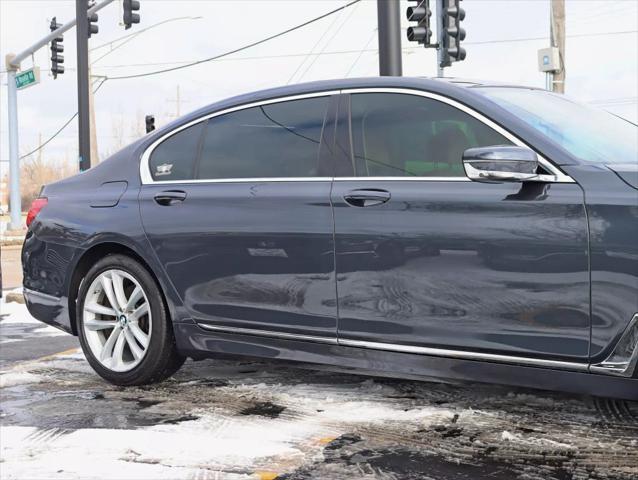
[89,29,636,73]
[3,29,636,76]
[106,0,361,80]
[286,6,344,85]
[90,16,204,65]
[345,29,377,78]
[465,29,637,45]
[19,79,108,160]
[13,1,362,159]
[298,1,361,82]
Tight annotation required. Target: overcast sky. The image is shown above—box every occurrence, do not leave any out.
[1,0,637,177]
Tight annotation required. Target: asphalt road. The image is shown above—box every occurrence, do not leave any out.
[1,299,638,480]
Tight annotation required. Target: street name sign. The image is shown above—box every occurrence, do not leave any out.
[15,67,40,90]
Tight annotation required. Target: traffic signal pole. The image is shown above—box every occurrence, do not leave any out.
[436,0,444,76]
[76,0,91,171]
[5,56,20,230]
[377,0,402,76]
[4,0,114,227]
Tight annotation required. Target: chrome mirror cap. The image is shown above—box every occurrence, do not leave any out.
[463,145,550,183]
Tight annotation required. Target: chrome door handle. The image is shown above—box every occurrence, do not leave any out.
[343,189,391,207]
[153,190,187,206]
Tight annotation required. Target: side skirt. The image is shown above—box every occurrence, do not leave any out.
[174,323,638,401]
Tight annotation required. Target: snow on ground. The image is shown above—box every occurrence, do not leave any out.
[1,295,638,479]
[1,292,67,340]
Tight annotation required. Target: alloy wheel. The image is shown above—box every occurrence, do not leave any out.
[82,269,152,372]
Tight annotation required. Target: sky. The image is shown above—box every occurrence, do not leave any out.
[0,0,637,178]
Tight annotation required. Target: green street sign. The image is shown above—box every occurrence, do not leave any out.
[15,67,40,90]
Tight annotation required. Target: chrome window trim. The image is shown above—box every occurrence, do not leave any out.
[139,177,334,185]
[197,322,588,372]
[333,176,470,182]
[140,87,574,185]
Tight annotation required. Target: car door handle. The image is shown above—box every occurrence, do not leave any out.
[153,190,187,206]
[343,189,391,207]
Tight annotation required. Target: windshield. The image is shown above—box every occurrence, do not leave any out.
[476,87,638,166]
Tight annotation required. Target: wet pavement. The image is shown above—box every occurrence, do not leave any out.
[1,299,638,479]
[2,352,638,478]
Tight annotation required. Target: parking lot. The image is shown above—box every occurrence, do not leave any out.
[1,295,637,480]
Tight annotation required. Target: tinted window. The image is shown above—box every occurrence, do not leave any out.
[349,93,513,177]
[197,97,329,179]
[149,123,203,181]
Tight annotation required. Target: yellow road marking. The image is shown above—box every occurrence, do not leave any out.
[317,436,337,445]
[34,347,80,362]
[255,471,279,480]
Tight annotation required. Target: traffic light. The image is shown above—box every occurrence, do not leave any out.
[88,10,99,37]
[406,1,433,47]
[145,115,155,133]
[123,0,141,29]
[50,17,64,79]
[441,0,466,67]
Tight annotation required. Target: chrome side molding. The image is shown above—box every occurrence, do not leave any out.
[197,322,589,372]
[590,314,638,377]
[197,323,338,345]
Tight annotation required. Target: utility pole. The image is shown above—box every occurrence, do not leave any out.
[89,65,99,166]
[37,133,43,164]
[550,0,565,93]
[168,85,182,118]
[377,0,402,76]
[76,0,91,171]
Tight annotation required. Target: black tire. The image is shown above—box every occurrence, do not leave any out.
[77,254,185,386]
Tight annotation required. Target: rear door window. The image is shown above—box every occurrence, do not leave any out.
[197,96,329,179]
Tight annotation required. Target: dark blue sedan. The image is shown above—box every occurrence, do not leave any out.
[22,77,638,399]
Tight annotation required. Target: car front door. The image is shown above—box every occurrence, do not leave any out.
[139,93,339,339]
[330,91,591,363]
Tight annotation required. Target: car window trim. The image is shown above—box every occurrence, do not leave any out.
[140,88,574,185]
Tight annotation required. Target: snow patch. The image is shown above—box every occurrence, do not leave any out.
[0,372,43,388]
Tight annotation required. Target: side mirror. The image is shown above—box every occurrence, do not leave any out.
[463,145,540,183]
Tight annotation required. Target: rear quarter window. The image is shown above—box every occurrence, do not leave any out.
[148,123,204,181]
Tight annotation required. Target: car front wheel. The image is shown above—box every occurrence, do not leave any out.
[77,254,185,385]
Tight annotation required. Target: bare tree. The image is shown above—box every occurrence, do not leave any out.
[19,155,75,208]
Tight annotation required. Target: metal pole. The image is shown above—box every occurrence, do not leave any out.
[76,0,91,171]
[5,58,21,229]
[377,0,402,76]
[436,0,444,77]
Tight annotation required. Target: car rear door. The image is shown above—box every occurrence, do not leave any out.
[330,90,591,364]
[139,93,339,339]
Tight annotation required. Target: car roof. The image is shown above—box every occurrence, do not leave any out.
[159,76,535,134]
